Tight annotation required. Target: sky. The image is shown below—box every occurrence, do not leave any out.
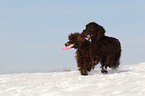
[0,0,145,74]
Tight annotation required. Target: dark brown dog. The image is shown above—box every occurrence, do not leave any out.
[63,32,98,75]
[78,22,122,73]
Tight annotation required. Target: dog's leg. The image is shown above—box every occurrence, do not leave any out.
[93,55,101,67]
[78,67,88,75]
[80,69,88,76]
[78,62,88,75]
[101,66,108,74]
[100,59,108,74]
[90,45,96,65]
[105,55,115,68]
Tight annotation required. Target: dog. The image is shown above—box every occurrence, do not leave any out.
[63,32,99,75]
[77,22,122,73]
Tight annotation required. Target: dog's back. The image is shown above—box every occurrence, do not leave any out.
[95,36,121,57]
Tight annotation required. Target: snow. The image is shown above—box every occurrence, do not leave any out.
[0,63,145,96]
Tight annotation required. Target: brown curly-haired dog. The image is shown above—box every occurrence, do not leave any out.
[78,22,122,73]
[63,32,98,75]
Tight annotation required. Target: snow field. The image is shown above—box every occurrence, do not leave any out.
[0,63,145,96]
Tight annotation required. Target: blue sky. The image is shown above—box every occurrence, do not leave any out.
[0,0,145,73]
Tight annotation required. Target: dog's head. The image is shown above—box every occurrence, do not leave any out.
[85,22,106,41]
[63,33,80,50]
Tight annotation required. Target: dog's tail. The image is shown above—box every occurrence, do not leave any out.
[112,51,121,69]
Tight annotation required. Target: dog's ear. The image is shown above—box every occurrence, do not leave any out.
[97,25,105,41]
[68,33,73,40]
[77,30,86,42]
[68,32,80,40]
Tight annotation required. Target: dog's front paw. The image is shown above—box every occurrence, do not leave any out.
[101,69,108,74]
[80,70,88,76]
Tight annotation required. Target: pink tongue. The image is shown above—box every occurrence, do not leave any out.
[63,44,74,50]
[87,35,94,38]
[87,35,91,38]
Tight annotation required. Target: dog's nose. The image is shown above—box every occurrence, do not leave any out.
[65,42,70,46]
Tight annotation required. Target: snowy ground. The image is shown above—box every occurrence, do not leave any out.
[0,63,145,96]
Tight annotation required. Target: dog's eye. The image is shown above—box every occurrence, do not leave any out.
[69,40,73,43]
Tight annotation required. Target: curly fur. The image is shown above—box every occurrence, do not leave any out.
[64,33,96,75]
[78,22,122,73]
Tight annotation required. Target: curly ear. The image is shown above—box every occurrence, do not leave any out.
[77,29,86,42]
[97,25,106,41]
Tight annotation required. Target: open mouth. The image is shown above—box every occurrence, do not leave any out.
[62,44,74,50]
[87,35,94,38]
